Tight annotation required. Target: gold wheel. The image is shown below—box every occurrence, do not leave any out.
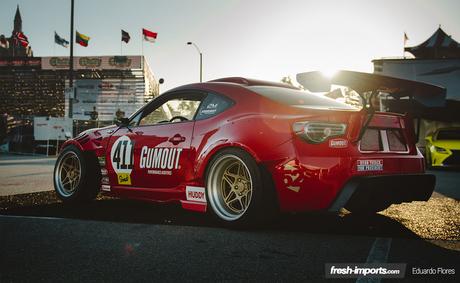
[207,154,253,221]
[55,151,82,197]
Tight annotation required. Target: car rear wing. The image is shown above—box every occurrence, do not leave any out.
[296,70,447,142]
[296,70,446,108]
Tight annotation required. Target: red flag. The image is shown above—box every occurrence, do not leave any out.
[14,32,29,47]
[142,28,157,43]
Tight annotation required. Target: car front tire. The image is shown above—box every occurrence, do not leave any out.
[54,145,100,203]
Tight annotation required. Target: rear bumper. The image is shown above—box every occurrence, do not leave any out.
[328,174,436,212]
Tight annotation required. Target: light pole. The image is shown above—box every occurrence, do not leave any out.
[187,42,202,82]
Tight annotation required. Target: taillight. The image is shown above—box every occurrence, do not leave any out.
[292,121,347,143]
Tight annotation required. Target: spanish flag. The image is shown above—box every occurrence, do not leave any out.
[76,31,90,47]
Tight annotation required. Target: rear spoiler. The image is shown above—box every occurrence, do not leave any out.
[296,70,447,142]
[296,70,446,108]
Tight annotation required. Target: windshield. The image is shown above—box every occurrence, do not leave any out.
[437,129,460,140]
[247,86,357,110]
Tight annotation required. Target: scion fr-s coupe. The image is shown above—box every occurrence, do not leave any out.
[54,71,442,226]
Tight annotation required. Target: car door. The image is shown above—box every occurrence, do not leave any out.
[106,91,205,190]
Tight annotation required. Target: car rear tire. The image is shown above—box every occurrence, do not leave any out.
[206,148,277,227]
[54,145,100,203]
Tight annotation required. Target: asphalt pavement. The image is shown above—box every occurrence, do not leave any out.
[0,154,55,196]
[0,153,459,282]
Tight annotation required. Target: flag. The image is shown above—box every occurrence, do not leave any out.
[13,31,29,47]
[0,35,9,49]
[54,32,69,48]
[142,28,157,43]
[76,31,90,47]
[404,32,409,46]
[121,30,130,43]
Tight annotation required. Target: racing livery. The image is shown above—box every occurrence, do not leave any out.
[54,71,440,225]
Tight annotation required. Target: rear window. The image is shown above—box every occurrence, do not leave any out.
[437,129,460,140]
[247,86,356,110]
[195,93,233,120]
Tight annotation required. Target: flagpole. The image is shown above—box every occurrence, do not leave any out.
[403,32,405,59]
[69,0,75,118]
[141,31,144,57]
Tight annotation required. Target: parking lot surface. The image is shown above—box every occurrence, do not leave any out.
[0,153,459,282]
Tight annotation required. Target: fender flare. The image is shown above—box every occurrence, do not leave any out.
[60,139,84,152]
[195,141,261,180]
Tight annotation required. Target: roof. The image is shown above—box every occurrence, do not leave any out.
[405,27,460,59]
[208,77,299,90]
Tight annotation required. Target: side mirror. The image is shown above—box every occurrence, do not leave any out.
[116,117,130,127]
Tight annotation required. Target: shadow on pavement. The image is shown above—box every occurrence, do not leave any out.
[0,193,433,240]
[1,192,459,282]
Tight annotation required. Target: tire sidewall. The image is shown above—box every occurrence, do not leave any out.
[205,148,269,227]
[54,145,90,202]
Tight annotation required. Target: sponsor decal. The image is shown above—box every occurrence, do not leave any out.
[98,156,106,167]
[357,159,383,171]
[101,185,111,192]
[110,136,134,185]
[49,57,70,68]
[79,57,102,68]
[147,170,172,175]
[186,186,206,203]
[109,56,132,68]
[117,173,131,185]
[282,161,303,193]
[329,138,348,148]
[101,176,110,184]
[140,146,183,174]
[200,103,219,115]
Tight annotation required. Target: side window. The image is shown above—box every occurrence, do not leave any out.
[138,95,203,126]
[195,93,233,120]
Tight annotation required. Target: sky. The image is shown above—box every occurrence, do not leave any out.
[1,0,460,92]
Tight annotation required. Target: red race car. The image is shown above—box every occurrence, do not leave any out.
[54,71,442,225]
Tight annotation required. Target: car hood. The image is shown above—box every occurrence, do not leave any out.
[75,124,117,139]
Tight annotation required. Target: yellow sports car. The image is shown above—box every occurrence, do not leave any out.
[425,128,460,168]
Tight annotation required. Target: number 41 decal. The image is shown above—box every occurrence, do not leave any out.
[112,139,134,170]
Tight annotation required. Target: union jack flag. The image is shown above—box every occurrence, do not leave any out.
[13,31,29,47]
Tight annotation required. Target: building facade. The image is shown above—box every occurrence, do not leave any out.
[373,27,460,142]
[0,56,158,121]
